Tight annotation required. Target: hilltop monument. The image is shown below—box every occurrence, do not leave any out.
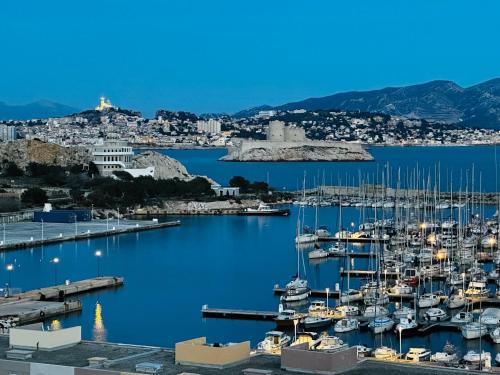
[95,96,115,111]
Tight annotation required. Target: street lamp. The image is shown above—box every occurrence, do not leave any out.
[398,325,403,358]
[325,287,330,311]
[41,219,44,241]
[52,257,60,285]
[95,250,102,277]
[6,264,13,297]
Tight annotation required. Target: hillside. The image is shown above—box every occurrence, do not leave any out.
[237,78,500,128]
[0,100,80,121]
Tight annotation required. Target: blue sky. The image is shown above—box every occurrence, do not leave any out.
[1,0,499,116]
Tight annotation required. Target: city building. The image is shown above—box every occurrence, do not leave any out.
[196,119,221,134]
[211,184,240,197]
[0,124,17,142]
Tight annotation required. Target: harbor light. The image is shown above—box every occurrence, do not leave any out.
[6,263,13,297]
[95,250,102,277]
[488,237,497,247]
[52,257,60,285]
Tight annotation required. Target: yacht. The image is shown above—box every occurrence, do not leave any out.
[447,291,466,309]
[328,242,345,254]
[424,308,448,322]
[368,316,395,334]
[312,334,348,352]
[333,318,359,333]
[355,345,372,358]
[295,233,319,244]
[451,311,473,324]
[461,321,488,339]
[373,346,397,360]
[239,203,290,216]
[393,306,415,321]
[290,331,318,347]
[463,351,492,369]
[430,342,457,364]
[340,289,363,303]
[332,305,360,317]
[274,309,306,329]
[364,291,389,306]
[489,327,500,344]
[388,282,412,295]
[281,278,311,303]
[447,272,465,286]
[308,248,329,260]
[395,317,419,336]
[302,316,332,329]
[405,347,431,362]
[480,308,500,326]
[465,281,489,299]
[308,300,327,316]
[363,305,389,318]
[417,293,440,308]
[257,331,291,354]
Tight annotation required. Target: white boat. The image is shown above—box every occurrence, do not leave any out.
[281,278,311,303]
[340,289,363,303]
[312,334,348,352]
[496,352,500,365]
[431,351,457,363]
[327,242,345,254]
[480,308,500,326]
[363,305,389,318]
[393,306,415,321]
[463,351,491,369]
[274,309,306,328]
[447,272,465,286]
[417,293,440,308]
[295,233,319,244]
[451,311,473,324]
[308,300,327,315]
[395,317,418,336]
[447,291,466,309]
[461,321,488,339]
[308,248,329,260]
[373,346,397,360]
[388,282,412,295]
[405,347,431,362]
[465,281,489,299]
[424,308,448,322]
[489,327,500,344]
[333,305,360,317]
[355,345,372,358]
[290,331,318,347]
[257,331,291,354]
[240,203,290,216]
[333,318,359,333]
[302,316,332,329]
[364,291,389,306]
[368,316,394,334]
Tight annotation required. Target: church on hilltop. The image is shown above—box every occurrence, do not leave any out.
[95,96,115,111]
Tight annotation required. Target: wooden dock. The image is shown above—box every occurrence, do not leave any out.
[201,306,278,321]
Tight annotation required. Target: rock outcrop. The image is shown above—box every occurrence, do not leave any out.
[132,151,192,180]
[0,139,90,169]
[221,140,373,162]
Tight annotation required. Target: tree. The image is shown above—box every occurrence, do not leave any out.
[229,176,250,192]
[21,187,48,205]
[4,162,23,177]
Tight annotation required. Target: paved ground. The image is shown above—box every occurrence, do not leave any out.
[0,219,154,246]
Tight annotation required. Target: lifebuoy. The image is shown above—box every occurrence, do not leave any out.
[39,311,45,318]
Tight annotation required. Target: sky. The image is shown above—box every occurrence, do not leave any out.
[1,0,500,116]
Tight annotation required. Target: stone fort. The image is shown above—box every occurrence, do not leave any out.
[267,120,306,142]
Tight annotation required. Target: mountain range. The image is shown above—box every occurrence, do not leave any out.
[0,100,80,121]
[236,78,500,128]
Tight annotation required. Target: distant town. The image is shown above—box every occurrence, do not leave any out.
[0,97,498,147]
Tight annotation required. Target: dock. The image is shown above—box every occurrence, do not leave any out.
[318,237,389,244]
[0,276,124,324]
[201,306,278,321]
[273,286,340,298]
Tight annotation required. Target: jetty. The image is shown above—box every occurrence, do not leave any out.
[201,306,278,321]
[0,276,123,324]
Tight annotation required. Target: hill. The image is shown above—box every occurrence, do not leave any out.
[0,100,80,120]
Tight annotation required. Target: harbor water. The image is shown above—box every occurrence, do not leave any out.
[1,146,500,357]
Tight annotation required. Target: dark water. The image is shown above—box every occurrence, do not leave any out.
[156,145,500,192]
[2,146,499,355]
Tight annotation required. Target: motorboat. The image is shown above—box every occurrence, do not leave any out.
[451,311,473,324]
[373,346,397,360]
[405,347,431,362]
[295,233,319,244]
[447,272,465,286]
[257,331,291,354]
[311,334,348,352]
[368,316,394,334]
[355,345,372,358]
[302,316,332,329]
[340,289,363,304]
[402,268,419,286]
[290,331,318,347]
[363,305,389,318]
[327,242,345,254]
[281,278,311,303]
[424,308,448,322]
[430,342,458,364]
[447,291,466,309]
[481,308,500,326]
[463,351,492,369]
[489,327,500,344]
[239,203,290,216]
[308,300,327,316]
[315,227,331,238]
[395,317,419,336]
[465,281,489,299]
[496,352,500,365]
[461,321,488,339]
[364,291,389,306]
[393,306,415,321]
[332,305,360,318]
[308,248,329,260]
[274,309,306,328]
[418,293,440,308]
[388,282,412,295]
[333,318,359,333]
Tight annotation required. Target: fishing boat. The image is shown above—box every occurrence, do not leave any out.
[238,203,290,216]
[405,347,431,362]
[368,316,394,334]
[451,311,473,324]
[312,334,348,352]
[424,308,448,322]
[333,318,359,333]
[257,331,291,354]
[373,346,397,360]
[395,317,419,336]
[417,293,440,308]
[302,316,332,329]
[461,321,488,339]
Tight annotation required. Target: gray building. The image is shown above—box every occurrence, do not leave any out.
[0,125,17,142]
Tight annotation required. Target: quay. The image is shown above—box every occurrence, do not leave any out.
[318,236,389,244]
[0,219,180,251]
[201,306,278,321]
[273,286,340,298]
[0,277,123,324]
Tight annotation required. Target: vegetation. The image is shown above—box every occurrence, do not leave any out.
[229,176,269,194]
[3,162,24,177]
[21,187,48,205]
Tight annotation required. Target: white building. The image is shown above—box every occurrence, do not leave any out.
[90,140,134,176]
[196,119,221,134]
[0,125,16,142]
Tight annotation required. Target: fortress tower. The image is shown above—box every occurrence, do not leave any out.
[267,120,285,141]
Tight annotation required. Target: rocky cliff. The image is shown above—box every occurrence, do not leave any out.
[0,139,90,168]
[132,151,193,180]
[221,140,373,162]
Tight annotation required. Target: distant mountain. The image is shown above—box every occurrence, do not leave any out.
[237,79,500,128]
[0,100,80,120]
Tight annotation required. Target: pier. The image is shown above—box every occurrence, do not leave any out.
[0,277,124,324]
[201,306,278,321]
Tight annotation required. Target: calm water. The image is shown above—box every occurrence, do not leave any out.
[157,145,500,192]
[2,146,500,356]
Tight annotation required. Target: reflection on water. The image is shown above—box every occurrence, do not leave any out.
[92,301,107,342]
